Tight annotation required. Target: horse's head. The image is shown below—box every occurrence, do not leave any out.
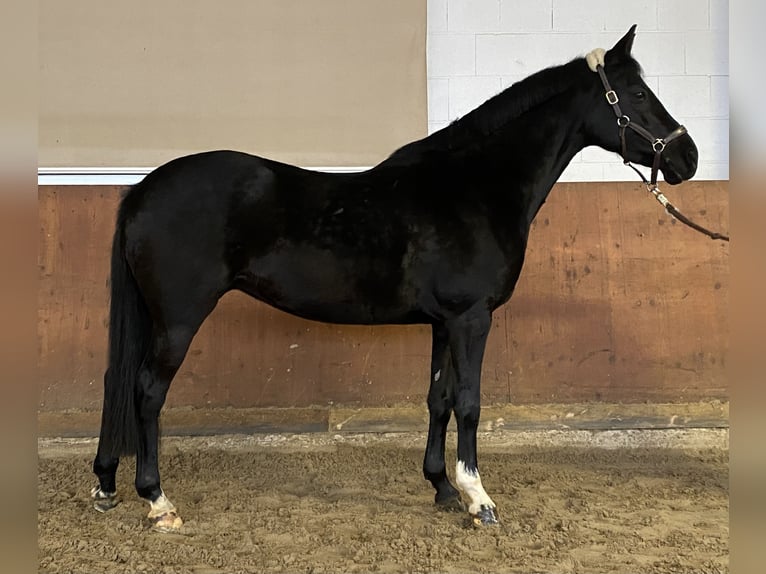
[585,25,698,185]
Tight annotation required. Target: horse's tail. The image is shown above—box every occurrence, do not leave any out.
[101,194,152,457]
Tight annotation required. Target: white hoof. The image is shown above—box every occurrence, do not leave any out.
[147,492,183,532]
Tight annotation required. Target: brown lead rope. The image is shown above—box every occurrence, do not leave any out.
[596,64,730,242]
[625,162,730,242]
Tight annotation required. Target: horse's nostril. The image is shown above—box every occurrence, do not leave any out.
[686,147,698,166]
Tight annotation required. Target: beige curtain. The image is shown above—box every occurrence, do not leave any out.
[39,0,427,168]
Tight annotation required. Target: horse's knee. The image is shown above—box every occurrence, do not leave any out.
[423,447,446,476]
[454,400,480,428]
[427,394,453,420]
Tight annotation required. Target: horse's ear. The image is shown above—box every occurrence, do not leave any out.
[605,24,637,65]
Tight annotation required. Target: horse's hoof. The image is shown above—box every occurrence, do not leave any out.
[435,493,466,513]
[90,486,119,513]
[470,504,499,526]
[150,511,183,533]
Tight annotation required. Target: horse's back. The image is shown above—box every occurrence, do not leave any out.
[116,151,423,323]
[116,150,523,326]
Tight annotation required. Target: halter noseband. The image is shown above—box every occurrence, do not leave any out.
[595,64,687,188]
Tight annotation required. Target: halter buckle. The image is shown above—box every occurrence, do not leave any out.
[652,139,666,153]
[605,90,619,105]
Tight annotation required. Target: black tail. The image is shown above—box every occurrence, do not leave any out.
[101,195,153,457]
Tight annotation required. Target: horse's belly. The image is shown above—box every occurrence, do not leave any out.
[237,248,416,325]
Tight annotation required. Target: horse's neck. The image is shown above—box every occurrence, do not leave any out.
[483,94,589,225]
[521,119,586,225]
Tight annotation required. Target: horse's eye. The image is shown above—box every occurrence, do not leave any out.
[634,91,647,101]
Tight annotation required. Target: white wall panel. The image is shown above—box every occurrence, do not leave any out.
[427,0,729,181]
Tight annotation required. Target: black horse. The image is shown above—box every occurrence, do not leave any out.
[91,26,698,531]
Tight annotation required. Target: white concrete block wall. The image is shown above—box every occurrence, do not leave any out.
[427,0,729,181]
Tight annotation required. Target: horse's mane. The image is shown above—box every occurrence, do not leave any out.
[382,57,592,165]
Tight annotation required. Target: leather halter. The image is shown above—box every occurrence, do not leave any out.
[595,64,729,242]
[595,64,687,186]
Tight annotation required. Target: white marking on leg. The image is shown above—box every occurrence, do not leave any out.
[434,369,441,382]
[146,490,183,531]
[455,460,495,515]
[147,491,177,519]
[90,485,119,512]
[90,485,115,499]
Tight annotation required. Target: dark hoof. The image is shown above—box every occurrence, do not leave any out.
[90,486,119,513]
[469,505,499,527]
[435,492,466,512]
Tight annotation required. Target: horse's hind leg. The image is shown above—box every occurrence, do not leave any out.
[133,322,201,532]
[91,396,120,512]
[423,322,463,511]
[135,298,217,532]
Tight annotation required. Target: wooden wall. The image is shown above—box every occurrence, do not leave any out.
[37,181,729,411]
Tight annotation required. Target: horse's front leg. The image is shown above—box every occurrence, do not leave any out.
[423,322,463,511]
[447,309,498,526]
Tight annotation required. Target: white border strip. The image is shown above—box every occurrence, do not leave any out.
[38,166,372,185]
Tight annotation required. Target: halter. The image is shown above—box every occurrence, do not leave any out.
[595,64,687,188]
[593,62,729,242]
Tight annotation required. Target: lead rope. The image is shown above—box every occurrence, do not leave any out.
[623,158,730,242]
[586,50,730,242]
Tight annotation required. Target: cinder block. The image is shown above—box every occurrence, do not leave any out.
[581,146,619,164]
[477,34,593,76]
[428,0,448,32]
[552,0,606,32]
[683,117,729,163]
[477,35,537,76]
[448,0,500,33]
[692,161,729,180]
[428,120,450,135]
[499,0,552,32]
[428,78,449,122]
[710,0,728,31]
[631,32,685,75]
[448,76,503,119]
[604,0,658,31]
[710,76,729,118]
[428,33,475,76]
[659,76,711,117]
[685,31,729,75]
[560,161,606,182]
[658,0,709,31]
